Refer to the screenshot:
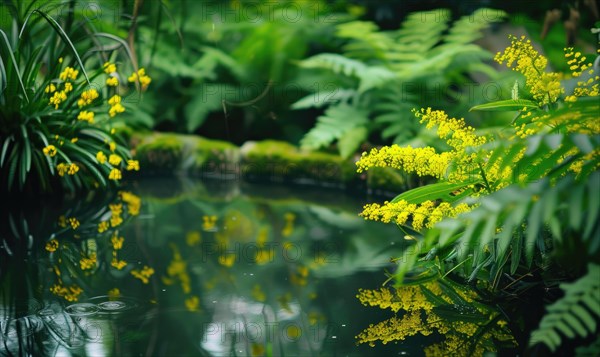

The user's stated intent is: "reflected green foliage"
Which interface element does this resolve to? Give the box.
[1,179,408,356]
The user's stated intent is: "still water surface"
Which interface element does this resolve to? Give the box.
[1,178,417,356]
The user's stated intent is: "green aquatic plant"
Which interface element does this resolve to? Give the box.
[355,35,600,354]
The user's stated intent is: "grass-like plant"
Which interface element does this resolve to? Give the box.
[0,3,149,194]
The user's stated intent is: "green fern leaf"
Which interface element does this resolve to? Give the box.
[300,103,369,152]
[529,264,600,352]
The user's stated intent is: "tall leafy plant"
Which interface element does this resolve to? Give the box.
[293,8,506,158]
[355,36,599,354]
[0,2,149,194]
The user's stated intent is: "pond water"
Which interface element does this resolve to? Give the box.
[1,178,424,356]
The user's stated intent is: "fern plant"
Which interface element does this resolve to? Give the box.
[293,8,506,158]
[529,264,600,352]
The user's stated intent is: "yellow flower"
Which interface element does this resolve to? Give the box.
[45,83,56,93]
[109,168,122,180]
[45,239,59,252]
[96,151,107,164]
[59,66,79,81]
[77,88,99,107]
[186,231,201,246]
[80,253,97,270]
[495,35,563,106]
[202,215,218,231]
[120,191,141,215]
[49,90,67,109]
[50,283,83,302]
[108,94,121,106]
[67,163,79,175]
[126,160,140,171]
[64,82,73,93]
[103,62,117,74]
[252,284,266,302]
[109,141,116,152]
[109,154,122,166]
[68,217,80,229]
[43,145,57,157]
[111,257,127,270]
[77,110,95,123]
[98,221,109,233]
[108,288,121,299]
[185,296,200,311]
[106,76,119,86]
[56,163,68,176]
[128,68,152,89]
[218,253,236,267]
[111,234,124,250]
[131,266,154,284]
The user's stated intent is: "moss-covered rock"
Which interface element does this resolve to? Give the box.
[240,140,356,187]
[131,133,409,193]
[133,132,239,176]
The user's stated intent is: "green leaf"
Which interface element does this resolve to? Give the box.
[338,126,367,159]
[391,182,476,204]
[469,99,539,112]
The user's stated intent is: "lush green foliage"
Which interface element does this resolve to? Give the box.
[293,8,506,158]
[0,1,147,193]
[355,36,599,354]
[133,0,351,142]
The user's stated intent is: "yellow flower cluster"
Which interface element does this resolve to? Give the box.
[103,62,117,74]
[111,232,124,250]
[111,251,127,270]
[59,67,79,81]
[131,265,154,284]
[282,212,296,237]
[109,154,122,166]
[45,239,59,252]
[494,35,563,106]
[202,215,218,231]
[186,231,202,246]
[98,221,109,233]
[356,280,514,354]
[357,145,452,178]
[162,245,192,293]
[96,151,107,164]
[49,90,67,109]
[50,283,83,302]
[128,68,152,89]
[79,253,97,270]
[120,191,141,215]
[77,110,95,123]
[415,108,487,151]
[564,48,600,102]
[109,168,122,180]
[43,145,57,157]
[56,162,79,176]
[185,296,200,311]
[110,203,123,227]
[108,94,125,117]
[127,159,140,171]
[360,200,471,231]
[77,88,99,107]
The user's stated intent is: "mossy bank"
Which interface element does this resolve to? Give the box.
[131,132,409,194]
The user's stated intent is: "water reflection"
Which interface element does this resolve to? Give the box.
[1,178,403,356]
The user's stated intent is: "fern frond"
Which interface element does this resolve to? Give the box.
[299,103,369,156]
[297,53,366,78]
[529,264,600,352]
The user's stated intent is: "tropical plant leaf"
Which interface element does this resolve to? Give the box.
[469,99,539,112]
[529,264,600,352]
[299,103,369,152]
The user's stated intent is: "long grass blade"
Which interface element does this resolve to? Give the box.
[20,10,91,84]
[0,29,29,102]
